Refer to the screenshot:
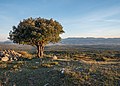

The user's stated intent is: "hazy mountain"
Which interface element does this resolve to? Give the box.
[60,37,120,45]
[0,40,13,44]
[0,38,120,45]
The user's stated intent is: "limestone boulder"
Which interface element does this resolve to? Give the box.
[1,57,9,61]
[52,55,58,60]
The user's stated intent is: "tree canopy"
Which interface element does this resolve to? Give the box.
[9,17,64,57]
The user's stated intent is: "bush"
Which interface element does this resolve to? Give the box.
[0,63,7,69]
[41,62,59,68]
[41,63,52,68]
[31,66,39,69]
[95,57,106,61]
[49,62,59,65]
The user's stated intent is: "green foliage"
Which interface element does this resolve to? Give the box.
[9,17,64,45]
[9,17,64,57]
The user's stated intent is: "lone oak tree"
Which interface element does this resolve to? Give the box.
[9,17,64,57]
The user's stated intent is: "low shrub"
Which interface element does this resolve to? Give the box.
[0,63,7,69]
[49,62,59,65]
[31,66,39,69]
[95,57,106,61]
[41,62,59,68]
[18,51,32,59]
[41,63,52,68]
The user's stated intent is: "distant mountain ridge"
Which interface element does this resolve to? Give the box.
[0,40,13,44]
[60,37,120,45]
[0,38,120,45]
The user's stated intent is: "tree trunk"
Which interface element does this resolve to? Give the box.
[37,45,44,58]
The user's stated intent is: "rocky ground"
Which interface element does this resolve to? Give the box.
[0,57,119,86]
[0,45,119,86]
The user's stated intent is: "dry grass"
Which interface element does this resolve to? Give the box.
[41,62,59,68]
[18,51,33,59]
[81,59,120,64]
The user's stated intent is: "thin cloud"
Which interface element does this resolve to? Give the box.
[0,34,8,41]
[61,6,120,38]
[62,6,120,24]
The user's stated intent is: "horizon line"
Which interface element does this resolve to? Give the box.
[0,37,120,42]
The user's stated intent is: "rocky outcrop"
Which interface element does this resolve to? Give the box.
[0,50,22,61]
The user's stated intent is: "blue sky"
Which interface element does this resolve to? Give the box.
[0,0,120,41]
